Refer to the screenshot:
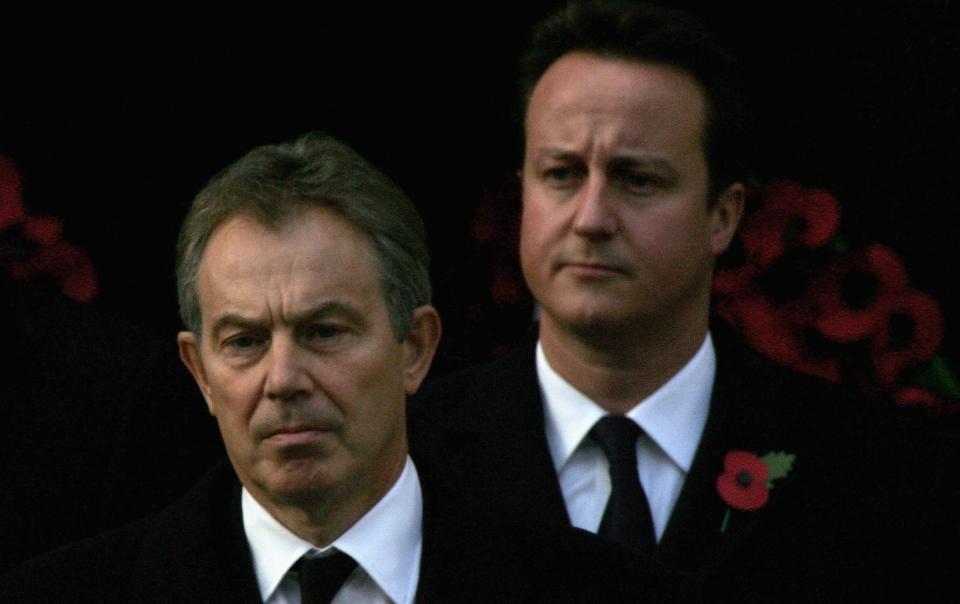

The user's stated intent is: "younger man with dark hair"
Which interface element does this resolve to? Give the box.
[412,2,956,600]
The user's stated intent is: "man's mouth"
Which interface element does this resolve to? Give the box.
[560,260,628,277]
[265,425,332,445]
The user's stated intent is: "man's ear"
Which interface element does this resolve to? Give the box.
[401,305,442,396]
[709,182,745,256]
[177,331,216,416]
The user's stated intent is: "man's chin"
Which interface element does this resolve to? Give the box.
[247,459,345,502]
[569,317,633,344]
[545,302,633,334]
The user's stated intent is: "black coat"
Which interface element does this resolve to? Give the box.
[409,323,959,602]
[0,453,698,603]
[0,279,223,574]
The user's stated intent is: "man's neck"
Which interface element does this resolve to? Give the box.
[538,314,709,415]
[249,448,408,548]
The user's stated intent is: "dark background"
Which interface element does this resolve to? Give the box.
[2,0,959,574]
[3,1,958,373]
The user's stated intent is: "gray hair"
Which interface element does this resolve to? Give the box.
[176,132,431,340]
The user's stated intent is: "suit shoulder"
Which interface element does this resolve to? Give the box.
[414,362,485,410]
[713,325,888,423]
[0,519,148,602]
[0,463,241,602]
[412,339,537,415]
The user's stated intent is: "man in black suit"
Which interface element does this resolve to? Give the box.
[1,133,694,603]
[411,1,957,600]
[0,276,222,575]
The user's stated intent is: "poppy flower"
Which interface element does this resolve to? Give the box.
[712,263,756,297]
[1,155,25,230]
[22,216,64,246]
[724,292,841,383]
[710,177,958,405]
[894,387,941,409]
[871,291,943,387]
[814,244,910,343]
[6,238,99,303]
[716,450,770,511]
[739,180,841,267]
[713,236,762,296]
[61,258,99,303]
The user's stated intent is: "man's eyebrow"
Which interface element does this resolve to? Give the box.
[609,156,678,176]
[210,314,261,337]
[534,148,587,163]
[289,301,365,326]
[536,148,677,171]
[208,302,365,337]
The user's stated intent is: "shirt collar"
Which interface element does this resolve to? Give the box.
[539,333,715,473]
[242,456,423,603]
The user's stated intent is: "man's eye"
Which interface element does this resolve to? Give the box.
[543,166,582,185]
[304,324,347,341]
[224,334,264,351]
[617,170,661,195]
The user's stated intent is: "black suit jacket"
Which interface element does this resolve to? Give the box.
[0,279,223,574]
[409,323,958,602]
[0,453,697,603]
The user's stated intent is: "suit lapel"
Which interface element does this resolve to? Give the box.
[125,463,262,603]
[413,450,536,603]
[657,325,804,573]
[447,335,570,526]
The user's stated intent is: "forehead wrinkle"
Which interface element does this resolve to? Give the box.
[197,207,383,338]
[534,141,677,174]
[530,105,681,162]
[207,293,366,340]
[527,55,706,165]
[267,272,364,329]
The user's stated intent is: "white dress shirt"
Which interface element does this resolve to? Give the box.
[539,333,715,540]
[242,456,423,604]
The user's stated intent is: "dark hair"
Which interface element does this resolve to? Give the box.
[519,0,753,199]
[176,132,431,340]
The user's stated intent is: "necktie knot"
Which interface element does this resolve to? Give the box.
[590,415,641,465]
[296,550,358,604]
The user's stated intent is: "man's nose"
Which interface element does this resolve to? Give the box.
[571,174,618,239]
[264,336,313,402]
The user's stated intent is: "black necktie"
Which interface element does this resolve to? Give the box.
[296,550,358,604]
[590,415,657,554]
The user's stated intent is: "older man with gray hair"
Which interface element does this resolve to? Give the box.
[1,132,691,603]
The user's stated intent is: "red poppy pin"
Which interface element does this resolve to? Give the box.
[716,450,796,532]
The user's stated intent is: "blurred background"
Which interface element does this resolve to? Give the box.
[3,2,958,372]
[2,0,958,569]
